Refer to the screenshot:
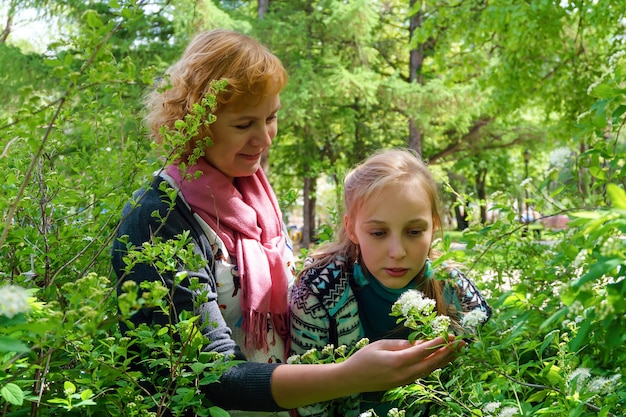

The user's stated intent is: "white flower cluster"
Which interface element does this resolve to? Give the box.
[548,147,573,170]
[482,402,501,414]
[608,49,625,68]
[483,402,519,417]
[391,290,450,338]
[321,344,334,356]
[387,408,405,417]
[567,367,591,390]
[355,337,370,349]
[358,408,405,417]
[392,290,436,330]
[586,75,606,96]
[567,367,621,394]
[497,406,519,417]
[431,315,451,334]
[0,285,31,318]
[300,348,319,364]
[461,309,489,328]
[586,375,621,394]
[600,235,624,258]
[576,109,591,123]
[571,250,588,269]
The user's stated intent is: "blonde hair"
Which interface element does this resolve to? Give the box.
[305,148,448,314]
[144,29,288,161]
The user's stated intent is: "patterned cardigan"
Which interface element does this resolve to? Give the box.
[289,256,492,417]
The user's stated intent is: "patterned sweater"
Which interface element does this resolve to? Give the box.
[289,256,492,417]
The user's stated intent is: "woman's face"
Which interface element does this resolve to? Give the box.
[346,182,435,289]
[204,94,280,181]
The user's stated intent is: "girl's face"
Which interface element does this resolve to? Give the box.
[346,182,435,289]
[204,94,280,181]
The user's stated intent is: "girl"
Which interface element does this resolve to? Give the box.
[290,148,492,416]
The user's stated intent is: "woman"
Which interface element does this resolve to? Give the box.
[111,29,463,416]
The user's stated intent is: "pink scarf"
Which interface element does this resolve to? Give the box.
[166,159,290,352]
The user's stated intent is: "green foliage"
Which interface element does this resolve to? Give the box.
[1,0,625,416]
[0,271,232,416]
[382,60,626,414]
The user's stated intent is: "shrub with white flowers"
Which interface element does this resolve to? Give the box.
[567,366,622,395]
[482,402,520,417]
[0,285,31,319]
[461,309,488,329]
[390,289,450,342]
[288,338,370,365]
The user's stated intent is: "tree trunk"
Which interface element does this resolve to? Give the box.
[454,201,470,231]
[409,119,422,157]
[302,176,317,249]
[1,14,13,43]
[258,0,270,19]
[408,1,424,155]
[476,166,487,224]
[300,0,316,248]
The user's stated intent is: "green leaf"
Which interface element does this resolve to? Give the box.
[83,10,103,29]
[607,183,626,209]
[543,364,564,385]
[80,389,93,401]
[589,83,615,99]
[1,383,24,405]
[208,406,231,417]
[612,104,626,121]
[47,398,70,405]
[538,330,558,357]
[75,399,97,407]
[64,381,76,395]
[442,233,451,251]
[0,314,28,326]
[588,165,606,180]
[527,389,549,403]
[0,336,30,353]
[190,362,209,374]
[539,308,568,332]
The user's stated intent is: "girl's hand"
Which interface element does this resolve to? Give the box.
[340,335,465,392]
[271,335,464,409]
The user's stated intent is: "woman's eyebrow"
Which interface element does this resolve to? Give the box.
[226,105,281,121]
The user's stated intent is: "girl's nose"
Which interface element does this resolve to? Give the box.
[388,237,407,259]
